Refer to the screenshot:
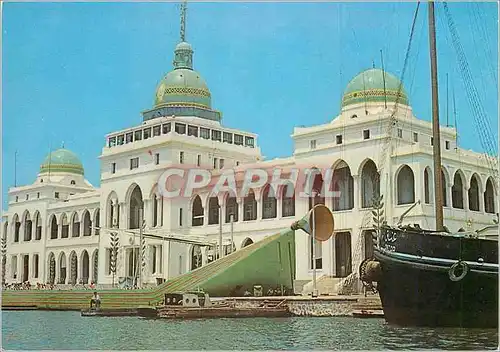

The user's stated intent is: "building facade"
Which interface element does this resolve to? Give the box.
[2,11,497,292]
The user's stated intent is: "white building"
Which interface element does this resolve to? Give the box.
[2,10,497,293]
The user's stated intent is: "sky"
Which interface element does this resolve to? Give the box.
[2,1,498,210]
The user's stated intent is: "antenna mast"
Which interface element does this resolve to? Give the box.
[180,0,187,42]
[428,1,444,231]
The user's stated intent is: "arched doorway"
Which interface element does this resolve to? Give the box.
[82,210,92,236]
[262,184,277,219]
[23,211,32,241]
[452,171,465,209]
[81,250,89,284]
[208,196,220,225]
[308,171,325,210]
[484,177,496,214]
[61,214,69,238]
[71,212,80,237]
[281,183,295,217]
[191,245,202,270]
[50,215,58,239]
[34,212,42,240]
[243,190,257,221]
[331,160,354,211]
[129,185,144,229]
[225,193,239,223]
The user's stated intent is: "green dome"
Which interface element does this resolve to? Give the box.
[342,68,409,108]
[154,68,211,108]
[40,148,84,175]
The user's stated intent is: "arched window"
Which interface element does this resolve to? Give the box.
[208,197,220,225]
[47,252,56,284]
[71,212,80,237]
[484,177,496,214]
[262,185,277,219]
[58,252,67,284]
[82,210,92,236]
[424,168,432,204]
[61,214,69,238]
[50,215,58,239]
[225,194,238,223]
[94,209,100,235]
[281,184,295,217]
[70,180,76,185]
[243,190,257,221]
[13,214,20,243]
[191,195,204,226]
[23,211,32,241]
[308,172,325,210]
[241,238,254,248]
[331,161,354,211]
[34,212,42,240]
[129,185,144,229]
[81,250,89,284]
[152,193,159,227]
[452,172,464,209]
[396,165,415,205]
[91,249,99,284]
[360,160,380,208]
[441,169,448,207]
[468,174,480,211]
[69,251,78,285]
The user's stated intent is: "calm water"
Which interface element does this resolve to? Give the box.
[2,311,498,350]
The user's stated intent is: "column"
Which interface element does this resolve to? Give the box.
[352,175,360,211]
[255,189,262,220]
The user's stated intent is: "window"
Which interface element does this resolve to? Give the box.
[397,128,403,138]
[162,123,171,134]
[153,125,161,137]
[336,135,343,145]
[130,157,139,170]
[179,208,183,227]
[363,130,370,140]
[351,114,358,119]
[108,136,116,147]
[15,196,18,202]
[134,130,142,141]
[111,163,116,174]
[219,159,225,169]
[37,192,40,199]
[234,134,244,145]
[117,135,124,145]
[26,194,29,200]
[223,132,233,144]
[187,125,198,137]
[200,128,210,139]
[126,132,133,144]
[413,132,418,142]
[54,192,59,199]
[179,151,184,164]
[70,180,76,185]
[445,141,450,150]
[155,153,160,165]
[213,157,218,169]
[431,137,434,146]
[197,155,201,167]
[310,140,317,149]
[175,123,186,135]
[212,130,222,141]
[40,179,43,183]
[236,161,240,166]
[143,127,151,139]
[245,136,254,147]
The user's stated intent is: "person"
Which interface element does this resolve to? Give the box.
[90,291,101,309]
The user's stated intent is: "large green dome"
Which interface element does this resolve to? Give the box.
[153,40,212,109]
[40,148,84,175]
[341,68,409,108]
[154,68,211,108]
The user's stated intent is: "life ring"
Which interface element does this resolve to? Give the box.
[448,261,469,282]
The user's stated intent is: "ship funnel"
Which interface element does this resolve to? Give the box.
[291,204,334,242]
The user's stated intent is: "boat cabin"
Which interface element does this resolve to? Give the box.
[164,292,211,307]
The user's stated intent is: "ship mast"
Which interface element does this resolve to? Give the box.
[428,1,444,231]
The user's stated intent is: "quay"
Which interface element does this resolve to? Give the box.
[2,294,382,317]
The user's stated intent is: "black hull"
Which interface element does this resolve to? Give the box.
[373,226,498,328]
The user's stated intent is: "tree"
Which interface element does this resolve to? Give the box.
[1,237,6,285]
[110,232,119,287]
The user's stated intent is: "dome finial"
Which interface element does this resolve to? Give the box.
[173,0,193,70]
[180,0,187,42]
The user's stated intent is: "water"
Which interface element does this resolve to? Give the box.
[2,311,498,350]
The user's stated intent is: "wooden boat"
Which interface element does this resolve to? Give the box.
[137,291,291,319]
[352,309,384,319]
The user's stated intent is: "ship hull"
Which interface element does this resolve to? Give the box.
[373,226,498,328]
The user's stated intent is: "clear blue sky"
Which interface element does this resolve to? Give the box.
[2,2,498,209]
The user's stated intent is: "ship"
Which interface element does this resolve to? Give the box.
[359,1,498,328]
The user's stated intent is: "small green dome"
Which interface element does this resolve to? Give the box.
[342,68,409,108]
[154,68,211,108]
[40,148,84,175]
